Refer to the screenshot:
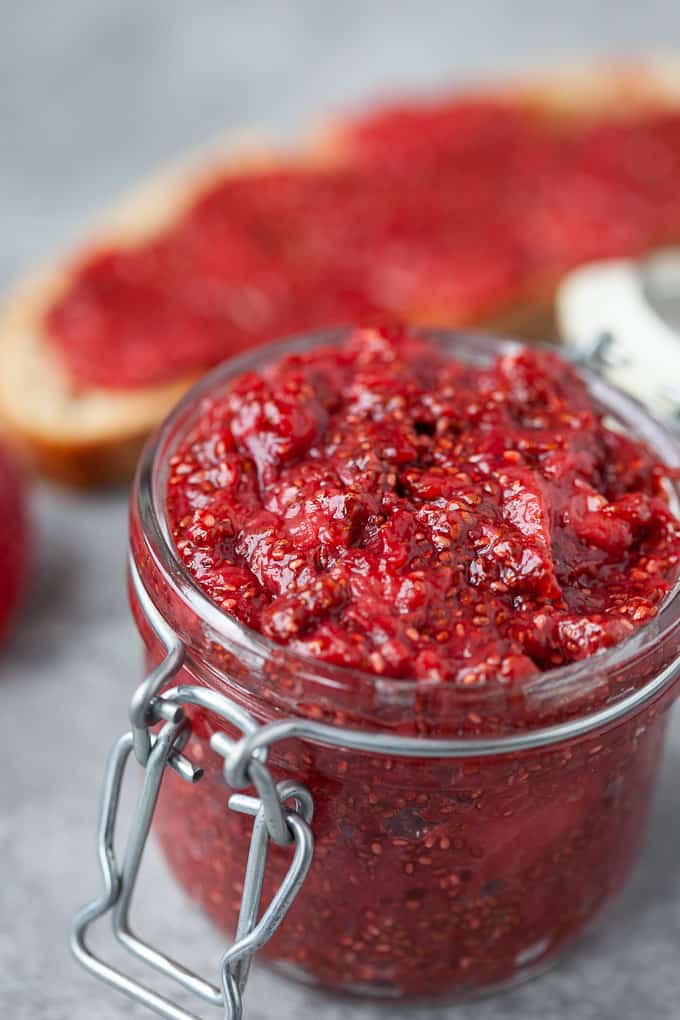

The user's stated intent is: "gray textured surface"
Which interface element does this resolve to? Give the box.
[1,3,680,1018]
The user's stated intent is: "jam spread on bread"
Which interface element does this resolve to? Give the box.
[46,100,680,387]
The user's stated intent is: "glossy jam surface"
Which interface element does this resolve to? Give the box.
[165,327,680,685]
[48,101,680,387]
[0,445,28,643]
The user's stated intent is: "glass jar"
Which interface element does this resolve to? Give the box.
[81,330,680,1016]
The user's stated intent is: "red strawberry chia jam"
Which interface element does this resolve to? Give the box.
[165,326,679,678]
[129,328,680,999]
[48,100,680,388]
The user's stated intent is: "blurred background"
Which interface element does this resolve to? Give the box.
[2,3,680,1019]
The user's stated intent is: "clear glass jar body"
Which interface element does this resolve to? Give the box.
[129,330,680,1001]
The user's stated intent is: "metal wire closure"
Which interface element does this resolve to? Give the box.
[70,665,315,1020]
[71,557,315,1020]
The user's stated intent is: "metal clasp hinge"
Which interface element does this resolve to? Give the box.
[70,648,314,1020]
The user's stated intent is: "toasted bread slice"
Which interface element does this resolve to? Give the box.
[3,60,680,486]
[0,139,312,486]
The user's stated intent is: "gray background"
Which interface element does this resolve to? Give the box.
[2,3,680,1018]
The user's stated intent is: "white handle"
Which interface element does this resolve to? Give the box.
[556,252,680,420]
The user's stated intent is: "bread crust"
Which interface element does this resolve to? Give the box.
[3,60,680,487]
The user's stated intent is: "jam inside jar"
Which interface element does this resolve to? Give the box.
[128,329,680,1002]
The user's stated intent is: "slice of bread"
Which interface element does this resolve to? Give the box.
[3,60,680,487]
[0,140,317,486]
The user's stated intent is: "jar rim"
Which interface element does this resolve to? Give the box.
[131,327,680,728]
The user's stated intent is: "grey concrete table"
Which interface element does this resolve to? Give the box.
[1,4,680,1018]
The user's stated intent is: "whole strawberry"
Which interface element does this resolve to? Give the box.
[0,444,28,641]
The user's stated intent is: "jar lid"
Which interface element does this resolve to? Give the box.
[557,250,680,424]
